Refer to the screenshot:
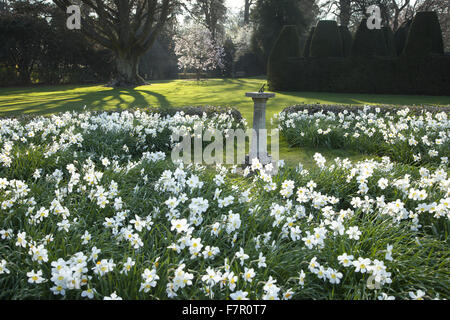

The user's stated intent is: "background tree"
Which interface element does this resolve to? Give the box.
[231,24,254,55]
[0,1,49,84]
[221,38,236,77]
[244,0,255,25]
[52,0,179,87]
[319,0,448,33]
[183,0,227,40]
[42,4,113,84]
[319,0,353,27]
[225,13,259,76]
[0,0,114,86]
[389,0,410,30]
[174,23,224,80]
[139,24,179,80]
[413,0,449,52]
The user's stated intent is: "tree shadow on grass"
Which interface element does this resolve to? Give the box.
[0,87,172,117]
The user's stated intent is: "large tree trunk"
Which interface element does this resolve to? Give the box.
[110,54,146,87]
[53,0,174,88]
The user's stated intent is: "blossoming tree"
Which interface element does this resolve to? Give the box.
[174,23,224,81]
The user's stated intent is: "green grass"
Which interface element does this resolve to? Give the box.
[1,77,449,167]
[2,78,450,120]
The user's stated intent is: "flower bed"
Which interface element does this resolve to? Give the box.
[276,105,450,166]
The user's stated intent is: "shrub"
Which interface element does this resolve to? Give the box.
[395,20,412,55]
[0,65,19,87]
[310,20,343,58]
[351,19,388,57]
[403,11,444,57]
[234,50,264,76]
[267,25,301,90]
[338,26,353,57]
[268,25,301,63]
[268,55,450,95]
[383,26,397,57]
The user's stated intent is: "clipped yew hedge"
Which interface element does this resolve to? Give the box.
[268,12,449,95]
[383,26,397,57]
[267,25,301,91]
[395,20,412,55]
[302,27,315,58]
[403,11,444,57]
[339,26,353,57]
[268,55,450,95]
[351,18,389,57]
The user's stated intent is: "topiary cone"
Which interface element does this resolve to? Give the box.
[382,26,397,57]
[403,11,444,57]
[267,25,301,90]
[310,20,343,58]
[351,18,388,57]
[394,20,412,56]
[268,25,301,63]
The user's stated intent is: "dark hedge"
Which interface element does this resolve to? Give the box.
[234,51,264,76]
[268,55,450,95]
[395,20,412,56]
[339,26,353,57]
[351,18,388,57]
[303,27,315,58]
[403,11,444,57]
[267,25,301,91]
[268,13,448,95]
[383,26,397,57]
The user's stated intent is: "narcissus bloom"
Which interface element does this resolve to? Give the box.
[104,291,122,300]
[230,290,249,300]
[0,260,10,274]
[81,288,96,299]
[27,270,45,284]
[338,253,354,267]
[353,257,371,273]
[243,267,256,283]
[171,219,189,234]
[409,290,426,300]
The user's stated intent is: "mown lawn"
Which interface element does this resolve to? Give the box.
[1,78,449,167]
